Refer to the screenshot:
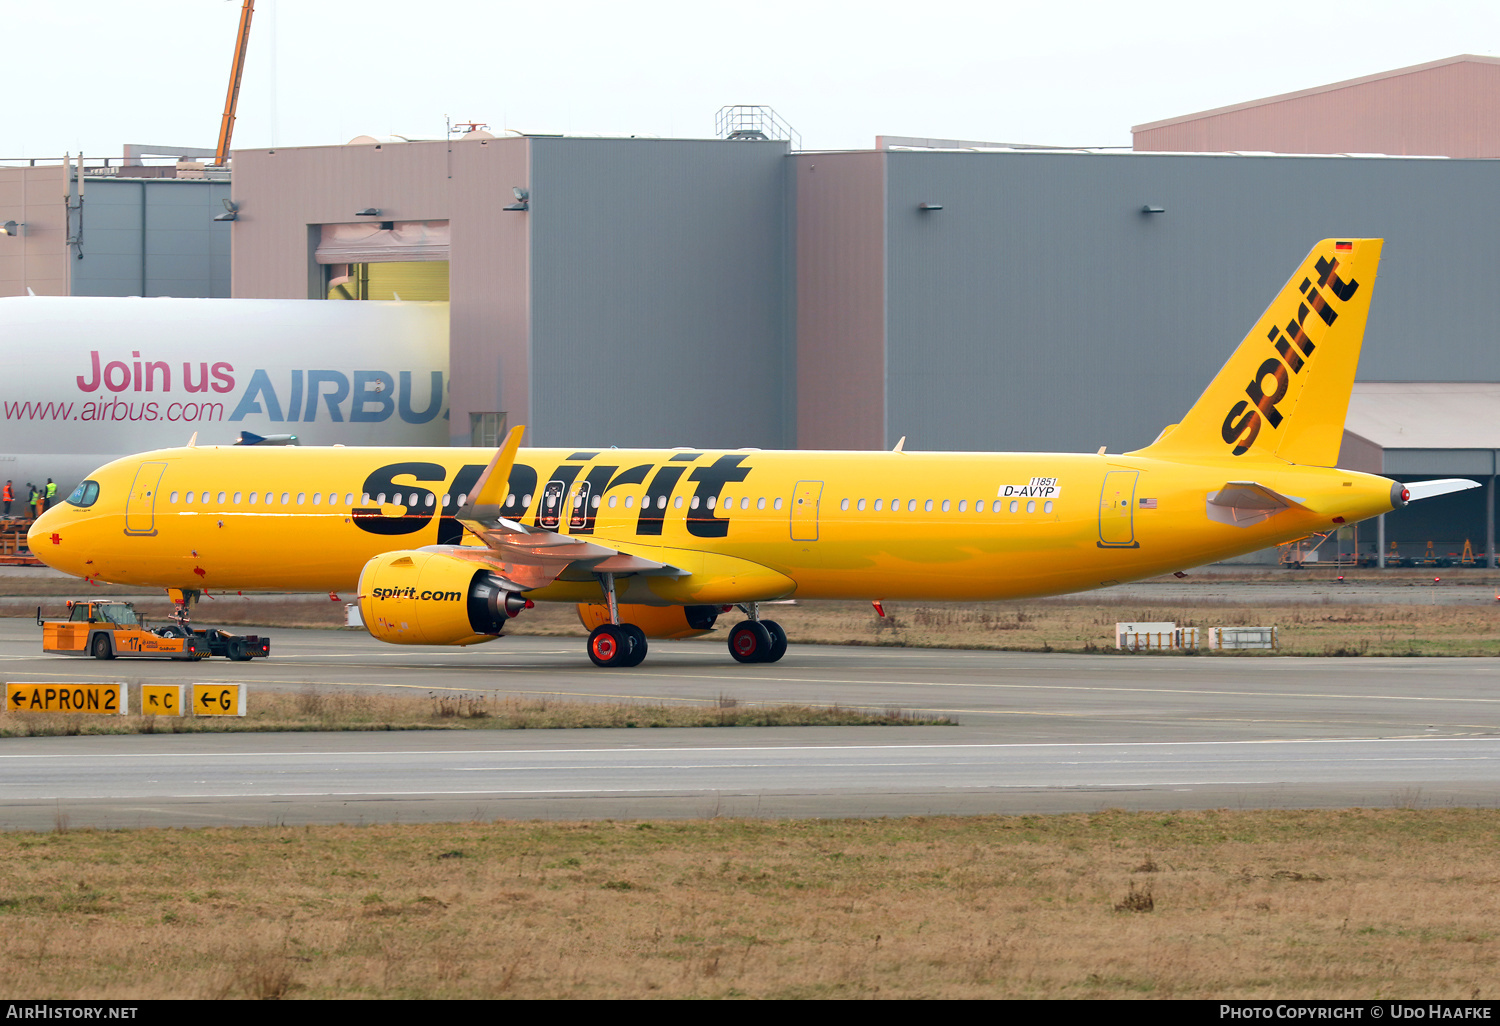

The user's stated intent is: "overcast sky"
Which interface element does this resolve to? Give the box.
[5,1,1499,158]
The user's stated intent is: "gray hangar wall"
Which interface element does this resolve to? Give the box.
[877,150,1500,455]
[73,179,232,298]
[526,138,793,450]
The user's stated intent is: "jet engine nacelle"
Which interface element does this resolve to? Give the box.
[359,550,526,645]
[576,603,721,640]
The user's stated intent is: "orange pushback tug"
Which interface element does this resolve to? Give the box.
[39,601,269,661]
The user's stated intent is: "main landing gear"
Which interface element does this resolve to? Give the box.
[586,573,648,668]
[727,604,787,664]
[582,577,788,668]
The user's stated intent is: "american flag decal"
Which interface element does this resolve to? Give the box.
[1139,498,1158,509]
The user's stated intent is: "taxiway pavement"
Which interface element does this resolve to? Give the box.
[1,621,1497,828]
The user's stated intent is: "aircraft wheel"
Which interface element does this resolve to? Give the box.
[620,625,648,667]
[728,620,773,664]
[587,624,630,668]
[226,638,251,662]
[91,634,113,660]
[761,620,788,663]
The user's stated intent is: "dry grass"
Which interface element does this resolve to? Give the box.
[0,689,952,737]
[506,597,1500,657]
[9,576,1500,655]
[2,809,1497,998]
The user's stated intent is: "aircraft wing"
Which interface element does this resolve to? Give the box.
[442,426,686,590]
[1205,481,1309,527]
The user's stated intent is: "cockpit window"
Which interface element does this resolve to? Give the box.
[66,480,100,508]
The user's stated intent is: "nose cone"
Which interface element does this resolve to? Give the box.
[27,505,78,575]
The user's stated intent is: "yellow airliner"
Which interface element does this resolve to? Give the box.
[29,239,1476,667]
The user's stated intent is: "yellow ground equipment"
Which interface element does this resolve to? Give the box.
[38,601,269,661]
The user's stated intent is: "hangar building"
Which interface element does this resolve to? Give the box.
[0,148,231,299]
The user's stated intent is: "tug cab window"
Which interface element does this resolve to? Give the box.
[66,481,100,508]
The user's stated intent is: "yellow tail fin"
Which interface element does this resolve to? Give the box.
[1132,238,1382,466]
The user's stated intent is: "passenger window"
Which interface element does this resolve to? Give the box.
[441,494,450,508]
[707,496,717,509]
[217,492,227,504]
[1044,500,1054,513]
[924,499,934,512]
[233,492,242,504]
[362,493,371,504]
[908,499,918,512]
[757,497,766,510]
[594,495,603,509]
[656,495,666,510]
[185,491,194,504]
[1009,500,1019,513]
[376,493,386,504]
[424,493,433,507]
[958,500,967,512]
[1026,500,1035,513]
[312,492,322,505]
[857,498,867,511]
[840,498,850,511]
[170,491,179,503]
[873,499,883,511]
[283,493,292,505]
[297,493,307,505]
[625,496,634,508]
[674,496,683,509]
[248,492,257,505]
[691,495,700,509]
[521,493,533,508]
[976,500,986,512]
[723,496,732,509]
[773,497,783,510]
[608,496,617,508]
[941,499,950,512]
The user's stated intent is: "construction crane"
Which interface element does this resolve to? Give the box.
[214,0,256,166]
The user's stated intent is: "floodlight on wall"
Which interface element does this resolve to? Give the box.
[355,207,381,217]
[1141,204,1166,214]
[917,202,943,212]
[213,199,239,223]
[0,221,25,236]
[504,187,529,212]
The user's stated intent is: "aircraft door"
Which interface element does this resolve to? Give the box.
[568,480,592,531]
[124,462,167,536]
[1097,470,1140,548]
[538,480,566,530]
[791,480,822,541]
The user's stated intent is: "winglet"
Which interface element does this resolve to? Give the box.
[458,425,526,520]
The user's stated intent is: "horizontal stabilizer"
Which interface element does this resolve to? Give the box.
[1206,481,1307,528]
[1404,479,1481,503]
